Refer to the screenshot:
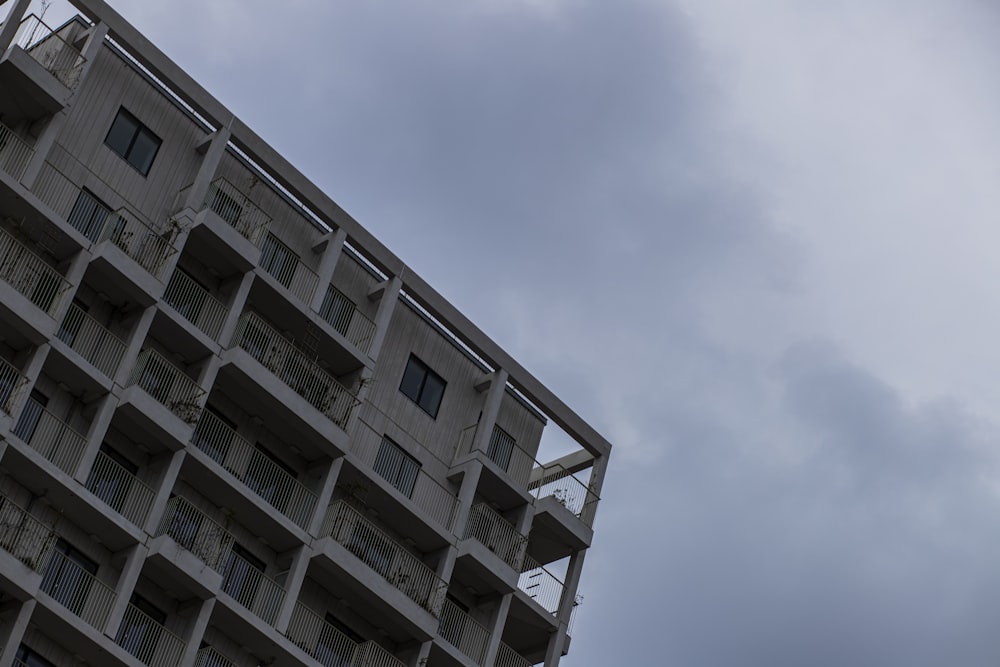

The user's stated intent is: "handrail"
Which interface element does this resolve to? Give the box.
[126,348,205,423]
[285,602,358,666]
[86,449,156,527]
[99,208,177,278]
[0,494,55,571]
[0,120,35,181]
[41,548,117,630]
[0,226,71,317]
[13,395,87,475]
[495,642,532,667]
[116,601,186,667]
[191,410,318,530]
[518,554,565,616]
[163,268,229,341]
[464,503,527,571]
[178,176,271,246]
[13,14,87,89]
[322,500,447,616]
[220,549,286,624]
[258,232,319,305]
[230,311,360,429]
[194,646,238,667]
[353,640,407,667]
[317,284,376,355]
[438,598,490,665]
[528,462,600,528]
[155,496,234,570]
[57,300,128,378]
[0,356,28,416]
[457,423,537,489]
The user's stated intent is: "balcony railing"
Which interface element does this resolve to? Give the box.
[179,177,271,246]
[0,120,35,181]
[86,449,155,527]
[163,268,229,341]
[318,284,376,355]
[0,226,70,317]
[353,640,407,667]
[192,410,317,530]
[41,548,116,630]
[13,396,87,475]
[322,501,446,616]
[230,311,359,429]
[126,349,205,423]
[518,554,565,616]
[155,496,234,571]
[285,603,406,667]
[12,15,86,89]
[116,601,186,667]
[529,463,600,528]
[220,548,286,625]
[258,232,318,305]
[57,301,128,378]
[464,503,527,571]
[352,422,458,531]
[98,209,176,278]
[194,647,238,667]
[0,494,55,571]
[457,424,536,490]
[0,356,28,416]
[495,642,532,667]
[438,598,490,665]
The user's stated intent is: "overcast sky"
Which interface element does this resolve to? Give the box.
[31,0,1000,664]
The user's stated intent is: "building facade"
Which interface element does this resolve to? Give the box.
[0,1,612,666]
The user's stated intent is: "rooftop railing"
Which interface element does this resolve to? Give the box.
[322,500,447,616]
[13,15,86,89]
[0,226,71,317]
[194,647,238,667]
[0,120,35,181]
[86,449,156,527]
[13,395,88,475]
[518,554,565,616]
[116,601,186,667]
[192,410,317,530]
[163,268,229,341]
[464,503,527,572]
[230,311,359,429]
[495,642,532,667]
[352,421,458,531]
[529,463,600,528]
[155,496,234,571]
[258,232,319,306]
[438,598,490,665]
[318,284,376,355]
[0,357,28,416]
[41,548,116,630]
[179,177,271,246]
[0,494,55,571]
[457,424,536,490]
[126,349,205,423]
[57,300,128,378]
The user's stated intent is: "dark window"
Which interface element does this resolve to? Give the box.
[87,443,138,515]
[318,287,356,338]
[117,593,166,664]
[16,645,57,667]
[373,437,420,498]
[41,538,98,616]
[399,355,446,418]
[13,389,48,444]
[317,613,362,667]
[67,189,110,242]
[259,233,297,289]
[105,108,161,176]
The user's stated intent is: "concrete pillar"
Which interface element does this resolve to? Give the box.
[50,247,92,324]
[408,639,432,667]
[112,304,156,386]
[178,597,215,665]
[483,594,513,667]
[308,456,344,537]
[542,549,588,667]
[72,391,118,483]
[104,542,149,636]
[309,227,347,313]
[274,543,313,633]
[9,343,49,420]
[65,22,108,99]
[364,275,402,363]
[470,369,508,458]
[0,598,35,666]
[0,0,31,53]
[142,448,186,535]
[181,126,232,214]
[218,271,255,347]
[451,461,482,542]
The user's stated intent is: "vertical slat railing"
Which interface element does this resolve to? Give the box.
[126,349,205,423]
[285,602,359,666]
[0,120,35,181]
[163,269,229,341]
[0,357,28,416]
[13,396,88,475]
[41,549,117,629]
[155,496,235,570]
[116,602,186,667]
[0,494,55,571]
[12,15,87,89]
[517,554,565,616]
[0,226,71,316]
[438,598,490,665]
[86,450,155,527]
[57,301,128,378]
[318,284,376,354]
[464,503,527,571]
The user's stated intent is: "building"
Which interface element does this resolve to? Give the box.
[0,1,612,665]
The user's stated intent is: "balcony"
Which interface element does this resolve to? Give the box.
[154,496,234,572]
[464,503,527,572]
[55,300,127,379]
[12,395,88,475]
[0,494,54,572]
[11,15,86,90]
[191,409,317,531]
[84,449,156,528]
[517,555,564,616]
[257,232,318,307]
[321,500,447,616]
[228,311,359,430]
[456,425,537,506]
[40,548,116,630]
[285,602,405,667]
[125,348,205,424]
[194,646,238,667]
[0,356,28,416]
[318,284,377,356]
[438,598,490,665]
[495,642,532,667]
[162,268,229,342]
[0,225,71,320]
[0,119,34,181]
[115,601,186,667]
[219,547,286,625]
[527,463,599,562]
[182,176,271,246]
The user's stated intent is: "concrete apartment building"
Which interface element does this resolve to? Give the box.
[0,1,612,666]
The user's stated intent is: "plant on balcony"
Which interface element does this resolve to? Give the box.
[168,398,203,424]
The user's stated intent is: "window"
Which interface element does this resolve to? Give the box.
[16,645,56,667]
[318,287,357,338]
[373,437,420,498]
[105,108,161,176]
[41,538,98,616]
[259,233,298,289]
[13,389,48,444]
[117,593,166,664]
[87,444,138,515]
[399,355,446,418]
[67,189,110,242]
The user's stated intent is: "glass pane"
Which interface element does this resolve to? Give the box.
[105,111,138,158]
[399,358,424,403]
[419,374,445,418]
[129,129,160,175]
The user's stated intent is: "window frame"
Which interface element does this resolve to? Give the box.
[104,107,162,176]
[399,355,446,418]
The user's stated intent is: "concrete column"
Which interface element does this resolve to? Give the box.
[0,0,31,53]
[9,343,49,419]
[470,369,508,458]
[65,22,108,99]
[309,227,347,312]
[182,126,232,214]
[218,271,255,346]
[483,594,513,667]
[112,305,156,386]
[104,542,149,636]
[0,598,35,666]
[51,247,92,324]
[582,453,609,526]
[307,456,344,536]
[274,543,313,633]
[364,275,402,363]
[72,391,118,482]
[408,639,432,667]
[142,448,186,535]
[178,598,215,666]
[542,549,588,667]
[196,354,222,397]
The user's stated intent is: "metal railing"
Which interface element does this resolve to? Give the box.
[438,598,490,665]
[0,226,71,317]
[116,601,186,667]
[353,640,406,667]
[98,209,176,278]
[192,410,317,530]
[194,646,238,667]
[220,548,286,625]
[155,496,234,571]
[126,348,205,423]
[518,554,564,616]
[13,15,87,89]
[529,463,600,528]
[495,642,532,667]
[0,120,35,181]
[259,232,318,305]
[13,396,88,475]
[457,424,536,489]
[0,494,55,571]
[230,311,359,429]
[57,300,127,378]
[318,284,376,355]
[179,177,271,246]
[86,449,155,527]
[352,422,458,531]
[286,602,359,667]
[464,503,527,571]
[0,356,28,416]
[163,268,229,341]
[41,548,116,629]
[322,501,447,616]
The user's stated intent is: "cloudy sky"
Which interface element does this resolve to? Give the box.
[30,0,1000,664]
